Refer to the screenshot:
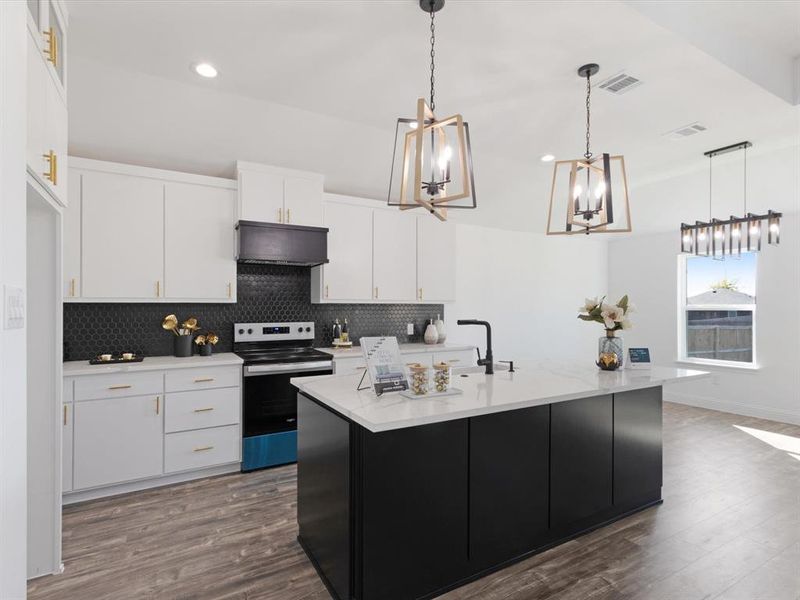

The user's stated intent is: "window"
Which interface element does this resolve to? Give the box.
[679,253,757,367]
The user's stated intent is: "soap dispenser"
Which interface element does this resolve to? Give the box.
[424,319,439,345]
[434,313,446,344]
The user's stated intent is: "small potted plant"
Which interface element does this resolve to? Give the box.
[578,296,634,370]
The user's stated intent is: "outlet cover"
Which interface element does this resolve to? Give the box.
[407,323,415,335]
[4,285,25,329]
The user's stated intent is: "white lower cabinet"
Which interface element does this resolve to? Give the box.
[165,425,240,474]
[73,394,164,490]
[66,359,242,499]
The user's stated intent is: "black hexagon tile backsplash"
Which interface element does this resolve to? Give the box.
[64,264,444,360]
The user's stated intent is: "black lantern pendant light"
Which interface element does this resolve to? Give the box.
[680,141,781,257]
[387,0,477,221]
[546,63,632,235]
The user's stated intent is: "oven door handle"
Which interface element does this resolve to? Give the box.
[244,361,333,376]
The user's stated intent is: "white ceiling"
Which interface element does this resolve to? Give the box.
[65,0,800,233]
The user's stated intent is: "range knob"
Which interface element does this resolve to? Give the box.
[306,327,311,332]
[238,328,244,335]
[298,327,303,333]
[247,328,253,335]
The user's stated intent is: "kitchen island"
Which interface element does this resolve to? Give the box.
[291,364,708,600]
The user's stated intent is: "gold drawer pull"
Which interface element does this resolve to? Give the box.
[108,384,132,390]
[194,377,215,383]
[193,446,214,452]
[355,366,367,371]
[193,407,214,413]
[447,359,461,363]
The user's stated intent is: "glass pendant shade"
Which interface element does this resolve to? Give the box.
[768,210,780,245]
[388,98,476,221]
[547,154,631,235]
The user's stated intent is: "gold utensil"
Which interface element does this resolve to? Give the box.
[182,317,199,332]
[206,332,219,345]
[162,314,179,336]
[194,335,206,346]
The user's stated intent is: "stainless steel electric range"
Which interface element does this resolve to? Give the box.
[234,322,333,472]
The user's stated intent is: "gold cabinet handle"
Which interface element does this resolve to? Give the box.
[193,446,214,452]
[156,281,161,297]
[419,287,423,301]
[447,359,461,363]
[193,407,214,413]
[43,27,57,67]
[194,377,214,383]
[324,284,329,299]
[286,208,291,223]
[70,278,76,297]
[278,207,282,223]
[43,150,57,184]
[374,286,379,299]
[63,404,68,426]
[155,396,160,415]
[227,282,232,299]
[108,384,132,390]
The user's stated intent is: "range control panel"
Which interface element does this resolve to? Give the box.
[234,322,315,343]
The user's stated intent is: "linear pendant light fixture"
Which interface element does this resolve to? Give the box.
[680,141,781,258]
[546,63,631,235]
[387,0,476,222]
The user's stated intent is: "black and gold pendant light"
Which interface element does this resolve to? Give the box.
[546,63,631,235]
[680,142,781,257]
[387,0,476,222]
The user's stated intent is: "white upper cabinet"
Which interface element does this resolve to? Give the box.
[284,177,324,227]
[417,217,456,303]
[311,195,458,304]
[26,0,68,206]
[165,182,237,301]
[81,171,165,299]
[373,210,417,302]
[315,199,374,301]
[238,169,284,224]
[63,172,81,298]
[68,159,238,303]
[237,162,323,227]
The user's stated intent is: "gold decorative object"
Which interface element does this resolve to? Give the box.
[194,335,206,346]
[162,314,179,336]
[206,332,219,345]
[182,317,199,332]
[597,352,620,371]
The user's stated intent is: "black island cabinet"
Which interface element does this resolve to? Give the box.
[296,386,663,600]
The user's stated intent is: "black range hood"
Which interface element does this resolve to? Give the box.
[236,220,329,267]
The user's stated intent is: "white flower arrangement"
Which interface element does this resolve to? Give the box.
[578,295,634,332]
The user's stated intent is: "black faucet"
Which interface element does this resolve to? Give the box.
[457,319,494,375]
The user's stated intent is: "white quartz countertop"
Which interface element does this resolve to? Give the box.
[292,362,709,433]
[316,343,476,359]
[63,353,243,377]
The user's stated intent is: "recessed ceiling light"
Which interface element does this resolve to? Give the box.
[193,62,218,78]
[540,154,555,162]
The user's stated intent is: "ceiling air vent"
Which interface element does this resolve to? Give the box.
[663,122,708,141]
[597,72,642,95]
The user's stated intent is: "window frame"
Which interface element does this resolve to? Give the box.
[677,254,759,370]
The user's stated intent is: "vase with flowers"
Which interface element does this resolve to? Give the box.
[577,295,634,370]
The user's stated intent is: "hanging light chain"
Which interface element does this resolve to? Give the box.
[429,3,436,112]
[743,144,747,214]
[584,72,592,159]
[709,155,713,220]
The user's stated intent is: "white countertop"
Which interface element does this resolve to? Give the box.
[292,362,709,433]
[316,343,476,359]
[63,353,243,377]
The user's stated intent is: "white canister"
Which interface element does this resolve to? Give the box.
[424,320,439,345]
[434,314,446,344]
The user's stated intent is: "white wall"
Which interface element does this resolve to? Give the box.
[0,1,28,597]
[445,224,608,365]
[609,145,800,425]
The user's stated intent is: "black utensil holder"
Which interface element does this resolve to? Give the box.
[174,335,192,357]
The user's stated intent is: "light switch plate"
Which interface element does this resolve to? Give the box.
[4,285,25,329]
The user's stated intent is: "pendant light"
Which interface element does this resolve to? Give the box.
[546,63,631,235]
[387,0,476,221]
[680,142,781,257]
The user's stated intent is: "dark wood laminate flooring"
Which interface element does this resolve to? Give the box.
[28,403,800,600]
